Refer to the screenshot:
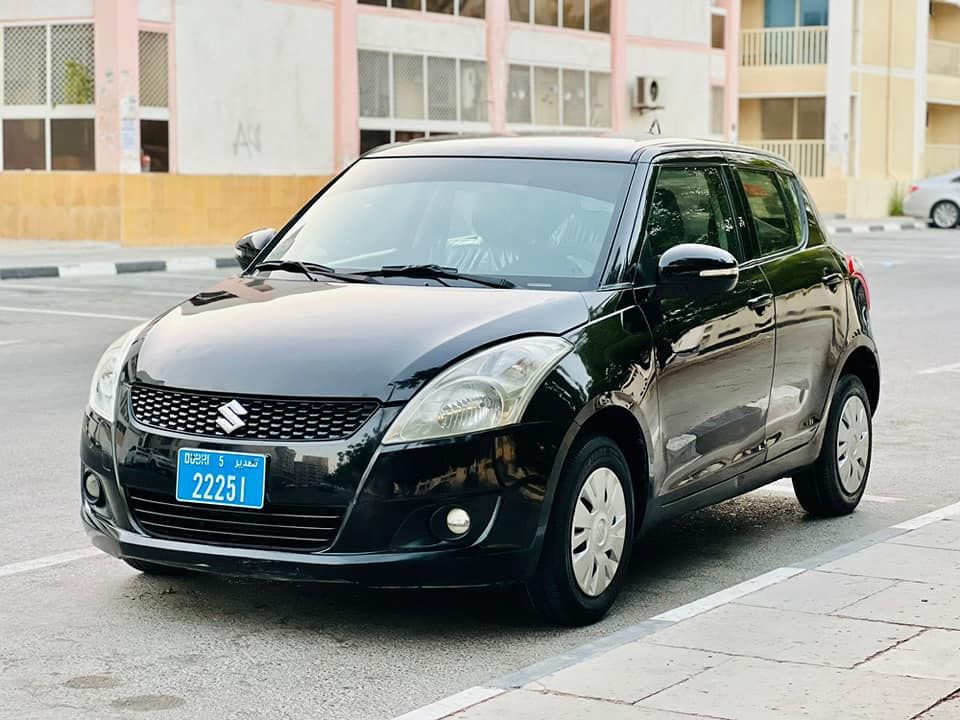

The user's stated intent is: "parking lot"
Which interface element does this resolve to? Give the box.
[1,228,959,720]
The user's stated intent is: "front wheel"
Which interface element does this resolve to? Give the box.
[792,374,872,517]
[526,435,635,626]
[931,200,959,229]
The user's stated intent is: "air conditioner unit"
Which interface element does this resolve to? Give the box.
[633,76,664,111]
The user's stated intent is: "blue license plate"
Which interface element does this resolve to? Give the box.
[176,448,266,509]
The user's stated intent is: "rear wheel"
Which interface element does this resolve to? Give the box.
[123,559,187,576]
[931,200,959,229]
[526,435,635,626]
[792,374,872,517]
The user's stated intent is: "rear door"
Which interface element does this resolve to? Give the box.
[637,162,775,501]
[731,164,847,460]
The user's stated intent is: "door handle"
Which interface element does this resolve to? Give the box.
[747,293,773,313]
[822,272,843,290]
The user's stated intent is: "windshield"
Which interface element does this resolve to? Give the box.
[262,156,634,290]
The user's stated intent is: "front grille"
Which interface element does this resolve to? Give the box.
[129,385,378,442]
[126,487,345,552]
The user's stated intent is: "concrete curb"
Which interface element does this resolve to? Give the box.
[0,255,236,281]
[393,499,960,720]
[829,219,928,234]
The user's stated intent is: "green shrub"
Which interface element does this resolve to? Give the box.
[888,183,904,217]
[63,61,94,105]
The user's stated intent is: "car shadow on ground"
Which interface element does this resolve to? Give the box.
[113,491,822,641]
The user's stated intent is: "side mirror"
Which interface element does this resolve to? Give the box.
[234,228,276,270]
[657,243,739,298]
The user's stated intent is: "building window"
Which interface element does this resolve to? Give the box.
[764,0,828,27]
[358,0,485,18]
[710,86,725,136]
[760,97,825,139]
[507,64,610,128]
[359,50,488,147]
[711,10,725,49]
[511,0,610,32]
[0,23,95,171]
[138,30,170,172]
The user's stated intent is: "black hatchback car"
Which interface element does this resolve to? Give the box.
[82,136,878,625]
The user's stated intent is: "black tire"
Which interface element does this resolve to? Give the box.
[123,558,187,576]
[792,375,872,517]
[526,435,635,626]
[931,200,960,229]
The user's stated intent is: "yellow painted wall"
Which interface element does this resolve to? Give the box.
[739,65,827,96]
[927,73,960,103]
[0,173,331,245]
[854,72,917,180]
[741,0,763,29]
[861,0,919,70]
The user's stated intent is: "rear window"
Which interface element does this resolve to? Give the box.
[736,169,798,256]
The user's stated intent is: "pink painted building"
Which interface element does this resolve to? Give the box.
[0,0,740,176]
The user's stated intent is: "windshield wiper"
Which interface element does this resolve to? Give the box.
[359,264,515,289]
[252,259,378,284]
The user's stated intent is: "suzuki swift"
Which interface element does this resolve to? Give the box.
[81,136,879,626]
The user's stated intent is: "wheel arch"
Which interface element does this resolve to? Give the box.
[839,345,880,415]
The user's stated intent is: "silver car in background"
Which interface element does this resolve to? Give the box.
[904,171,960,228]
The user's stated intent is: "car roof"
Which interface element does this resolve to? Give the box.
[363,134,790,167]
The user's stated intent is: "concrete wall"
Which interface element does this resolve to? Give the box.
[173,0,335,175]
[624,45,714,137]
[0,173,330,244]
[627,0,710,43]
[0,0,92,19]
[927,103,960,145]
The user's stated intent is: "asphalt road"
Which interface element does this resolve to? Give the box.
[1,229,958,720]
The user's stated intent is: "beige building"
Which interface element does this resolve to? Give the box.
[738,0,960,217]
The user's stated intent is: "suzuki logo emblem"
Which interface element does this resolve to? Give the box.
[216,400,248,434]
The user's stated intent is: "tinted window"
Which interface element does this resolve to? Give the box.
[644,166,742,261]
[778,172,806,245]
[264,157,633,290]
[736,168,797,256]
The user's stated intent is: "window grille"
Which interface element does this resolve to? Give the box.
[139,31,169,108]
[3,25,47,105]
[393,54,425,119]
[507,65,531,124]
[460,60,487,122]
[427,57,457,121]
[359,50,390,118]
[51,23,94,105]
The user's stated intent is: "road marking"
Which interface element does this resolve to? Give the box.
[59,262,118,278]
[893,500,960,530]
[0,338,23,347]
[652,566,804,623]
[393,687,506,720]
[0,548,101,578]
[0,282,188,298]
[759,479,903,504]
[918,362,960,375]
[0,305,148,321]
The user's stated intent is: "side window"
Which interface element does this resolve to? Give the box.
[644,166,743,261]
[736,168,798,256]
[778,173,806,245]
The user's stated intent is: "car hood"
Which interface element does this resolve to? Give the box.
[132,277,589,402]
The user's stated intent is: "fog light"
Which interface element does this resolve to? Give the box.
[83,473,103,504]
[446,507,471,536]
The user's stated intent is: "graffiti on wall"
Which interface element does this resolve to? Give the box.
[233,122,262,157]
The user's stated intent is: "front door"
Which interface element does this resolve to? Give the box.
[637,164,776,501]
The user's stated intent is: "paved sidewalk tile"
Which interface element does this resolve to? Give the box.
[526,643,728,704]
[735,569,895,615]
[888,519,960,552]
[838,581,960,629]
[637,656,958,720]
[861,629,960,682]
[643,603,918,668]
[452,689,710,720]
[819,543,960,586]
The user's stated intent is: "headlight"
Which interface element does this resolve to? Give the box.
[88,323,146,423]
[382,336,572,444]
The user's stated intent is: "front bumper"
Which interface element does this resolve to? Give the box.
[80,389,570,586]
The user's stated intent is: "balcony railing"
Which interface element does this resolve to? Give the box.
[928,40,960,77]
[740,27,828,66]
[926,144,960,176]
[741,140,826,177]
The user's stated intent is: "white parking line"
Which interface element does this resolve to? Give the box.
[393,688,506,720]
[918,362,960,375]
[0,282,188,298]
[0,306,148,321]
[759,479,904,504]
[0,548,102,578]
[0,339,23,347]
